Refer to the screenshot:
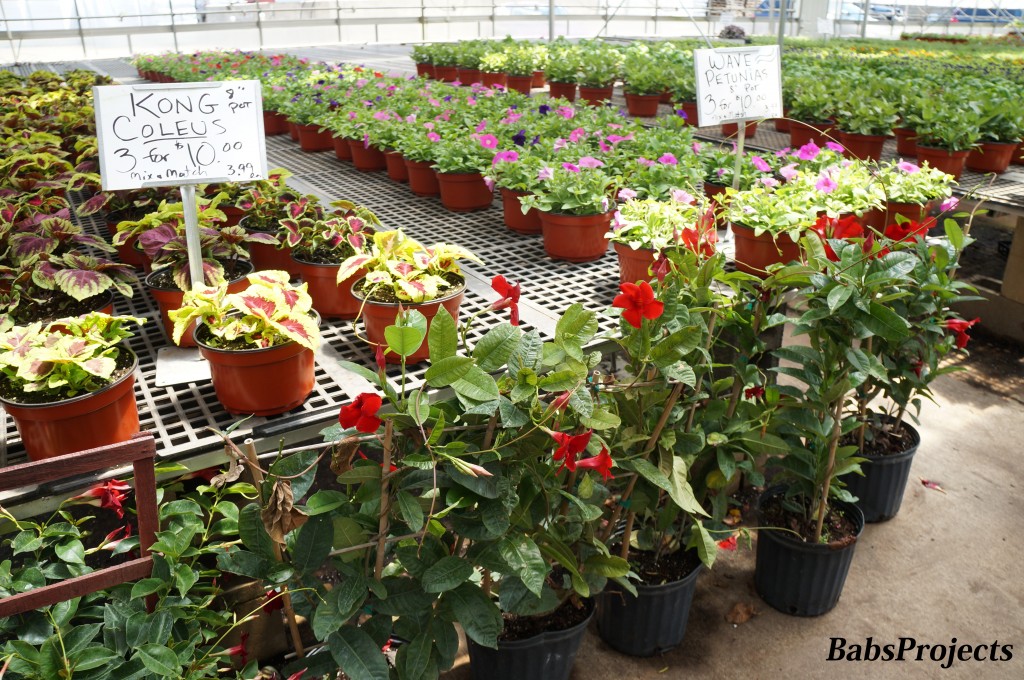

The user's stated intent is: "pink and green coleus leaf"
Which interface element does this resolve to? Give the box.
[52,269,113,301]
[269,314,320,351]
[336,254,374,284]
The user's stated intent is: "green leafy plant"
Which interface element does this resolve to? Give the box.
[520,162,617,216]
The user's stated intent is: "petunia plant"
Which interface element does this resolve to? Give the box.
[519,161,618,216]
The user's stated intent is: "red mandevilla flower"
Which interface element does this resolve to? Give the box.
[70,479,132,519]
[263,589,285,614]
[810,214,864,261]
[679,207,718,258]
[944,317,980,349]
[339,393,383,433]
[551,430,593,473]
[225,632,249,665]
[575,446,614,480]
[550,391,572,411]
[612,281,664,328]
[717,535,738,551]
[490,275,521,326]
[744,386,765,400]
[884,218,934,243]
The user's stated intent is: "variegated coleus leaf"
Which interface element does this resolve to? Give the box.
[336,254,374,285]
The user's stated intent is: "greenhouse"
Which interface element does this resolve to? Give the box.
[1,2,1022,678]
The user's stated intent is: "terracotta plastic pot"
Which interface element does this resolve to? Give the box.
[548,81,576,102]
[433,65,458,82]
[614,243,656,284]
[915,146,970,180]
[1,349,139,461]
[436,172,494,212]
[677,101,699,127]
[885,200,933,227]
[146,263,251,347]
[263,110,288,136]
[287,121,300,142]
[384,150,409,182]
[789,119,834,149]
[297,124,333,152]
[457,68,482,84]
[579,85,614,107]
[731,223,802,278]
[481,72,507,88]
[659,90,672,105]
[506,75,533,95]
[111,231,146,268]
[415,62,435,78]
[328,136,352,162]
[197,329,317,416]
[966,141,1017,174]
[838,131,888,162]
[405,159,440,197]
[722,120,759,138]
[348,140,387,172]
[293,257,363,320]
[500,188,541,234]
[624,93,661,117]
[774,116,791,132]
[539,211,613,263]
[241,216,299,277]
[893,127,917,157]
[355,284,464,364]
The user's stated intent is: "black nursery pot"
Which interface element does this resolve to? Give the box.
[844,422,920,523]
[596,563,703,657]
[467,605,593,680]
[754,489,864,617]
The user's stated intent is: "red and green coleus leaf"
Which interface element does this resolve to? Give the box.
[336,254,374,285]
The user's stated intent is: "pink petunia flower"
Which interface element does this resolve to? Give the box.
[779,163,799,181]
[579,156,604,169]
[670,188,694,204]
[751,155,772,172]
[816,174,838,193]
[658,153,678,165]
[796,142,821,161]
[825,141,845,153]
[477,134,499,149]
[617,188,637,201]
[537,166,554,181]
[562,162,581,173]
[897,160,920,174]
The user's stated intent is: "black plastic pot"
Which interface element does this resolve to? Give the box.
[596,562,703,657]
[754,490,864,617]
[844,422,920,523]
[467,604,592,680]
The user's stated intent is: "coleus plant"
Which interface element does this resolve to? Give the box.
[0,312,143,401]
[283,209,380,263]
[169,270,320,350]
[336,229,481,304]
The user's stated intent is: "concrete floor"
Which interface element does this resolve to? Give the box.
[440,361,1024,679]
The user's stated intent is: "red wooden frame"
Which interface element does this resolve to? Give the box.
[0,432,158,618]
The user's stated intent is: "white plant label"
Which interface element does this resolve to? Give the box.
[693,46,783,126]
[93,80,268,191]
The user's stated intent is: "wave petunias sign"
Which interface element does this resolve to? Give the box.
[93,81,268,191]
[693,46,783,126]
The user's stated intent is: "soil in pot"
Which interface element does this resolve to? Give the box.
[8,290,115,327]
[841,420,920,523]
[0,348,140,461]
[755,491,864,617]
[196,324,316,416]
[597,548,702,657]
[468,599,593,680]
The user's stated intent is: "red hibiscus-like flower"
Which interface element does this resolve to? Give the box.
[651,253,671,283]
[549,391,572,412]
[613,281,664,328]
[490,275,521,326]
[262,589,285,614]
[70,479,132,519]
[226,632,249,665]
[679,207,718,257]
[884,218,934,243]
[575,446,614,480]
[810,214,864,261]
[744,386,765,400]
[944,317,980,349]
[717,535,738,551]
[551,430,593,473]
[339,393,383,433]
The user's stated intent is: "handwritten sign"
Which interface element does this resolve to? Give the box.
[693,46,783,126]
[93,81,267,191]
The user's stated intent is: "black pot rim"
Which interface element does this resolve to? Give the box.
[350,277,466,307]
[486,600,594,650]
[0,347,138,410]
[856,418,921,463]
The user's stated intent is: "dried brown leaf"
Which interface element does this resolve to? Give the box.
[261,479,308,544]
[725,601,758,625]
[210,456,244,488]
[330,436,362,476]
